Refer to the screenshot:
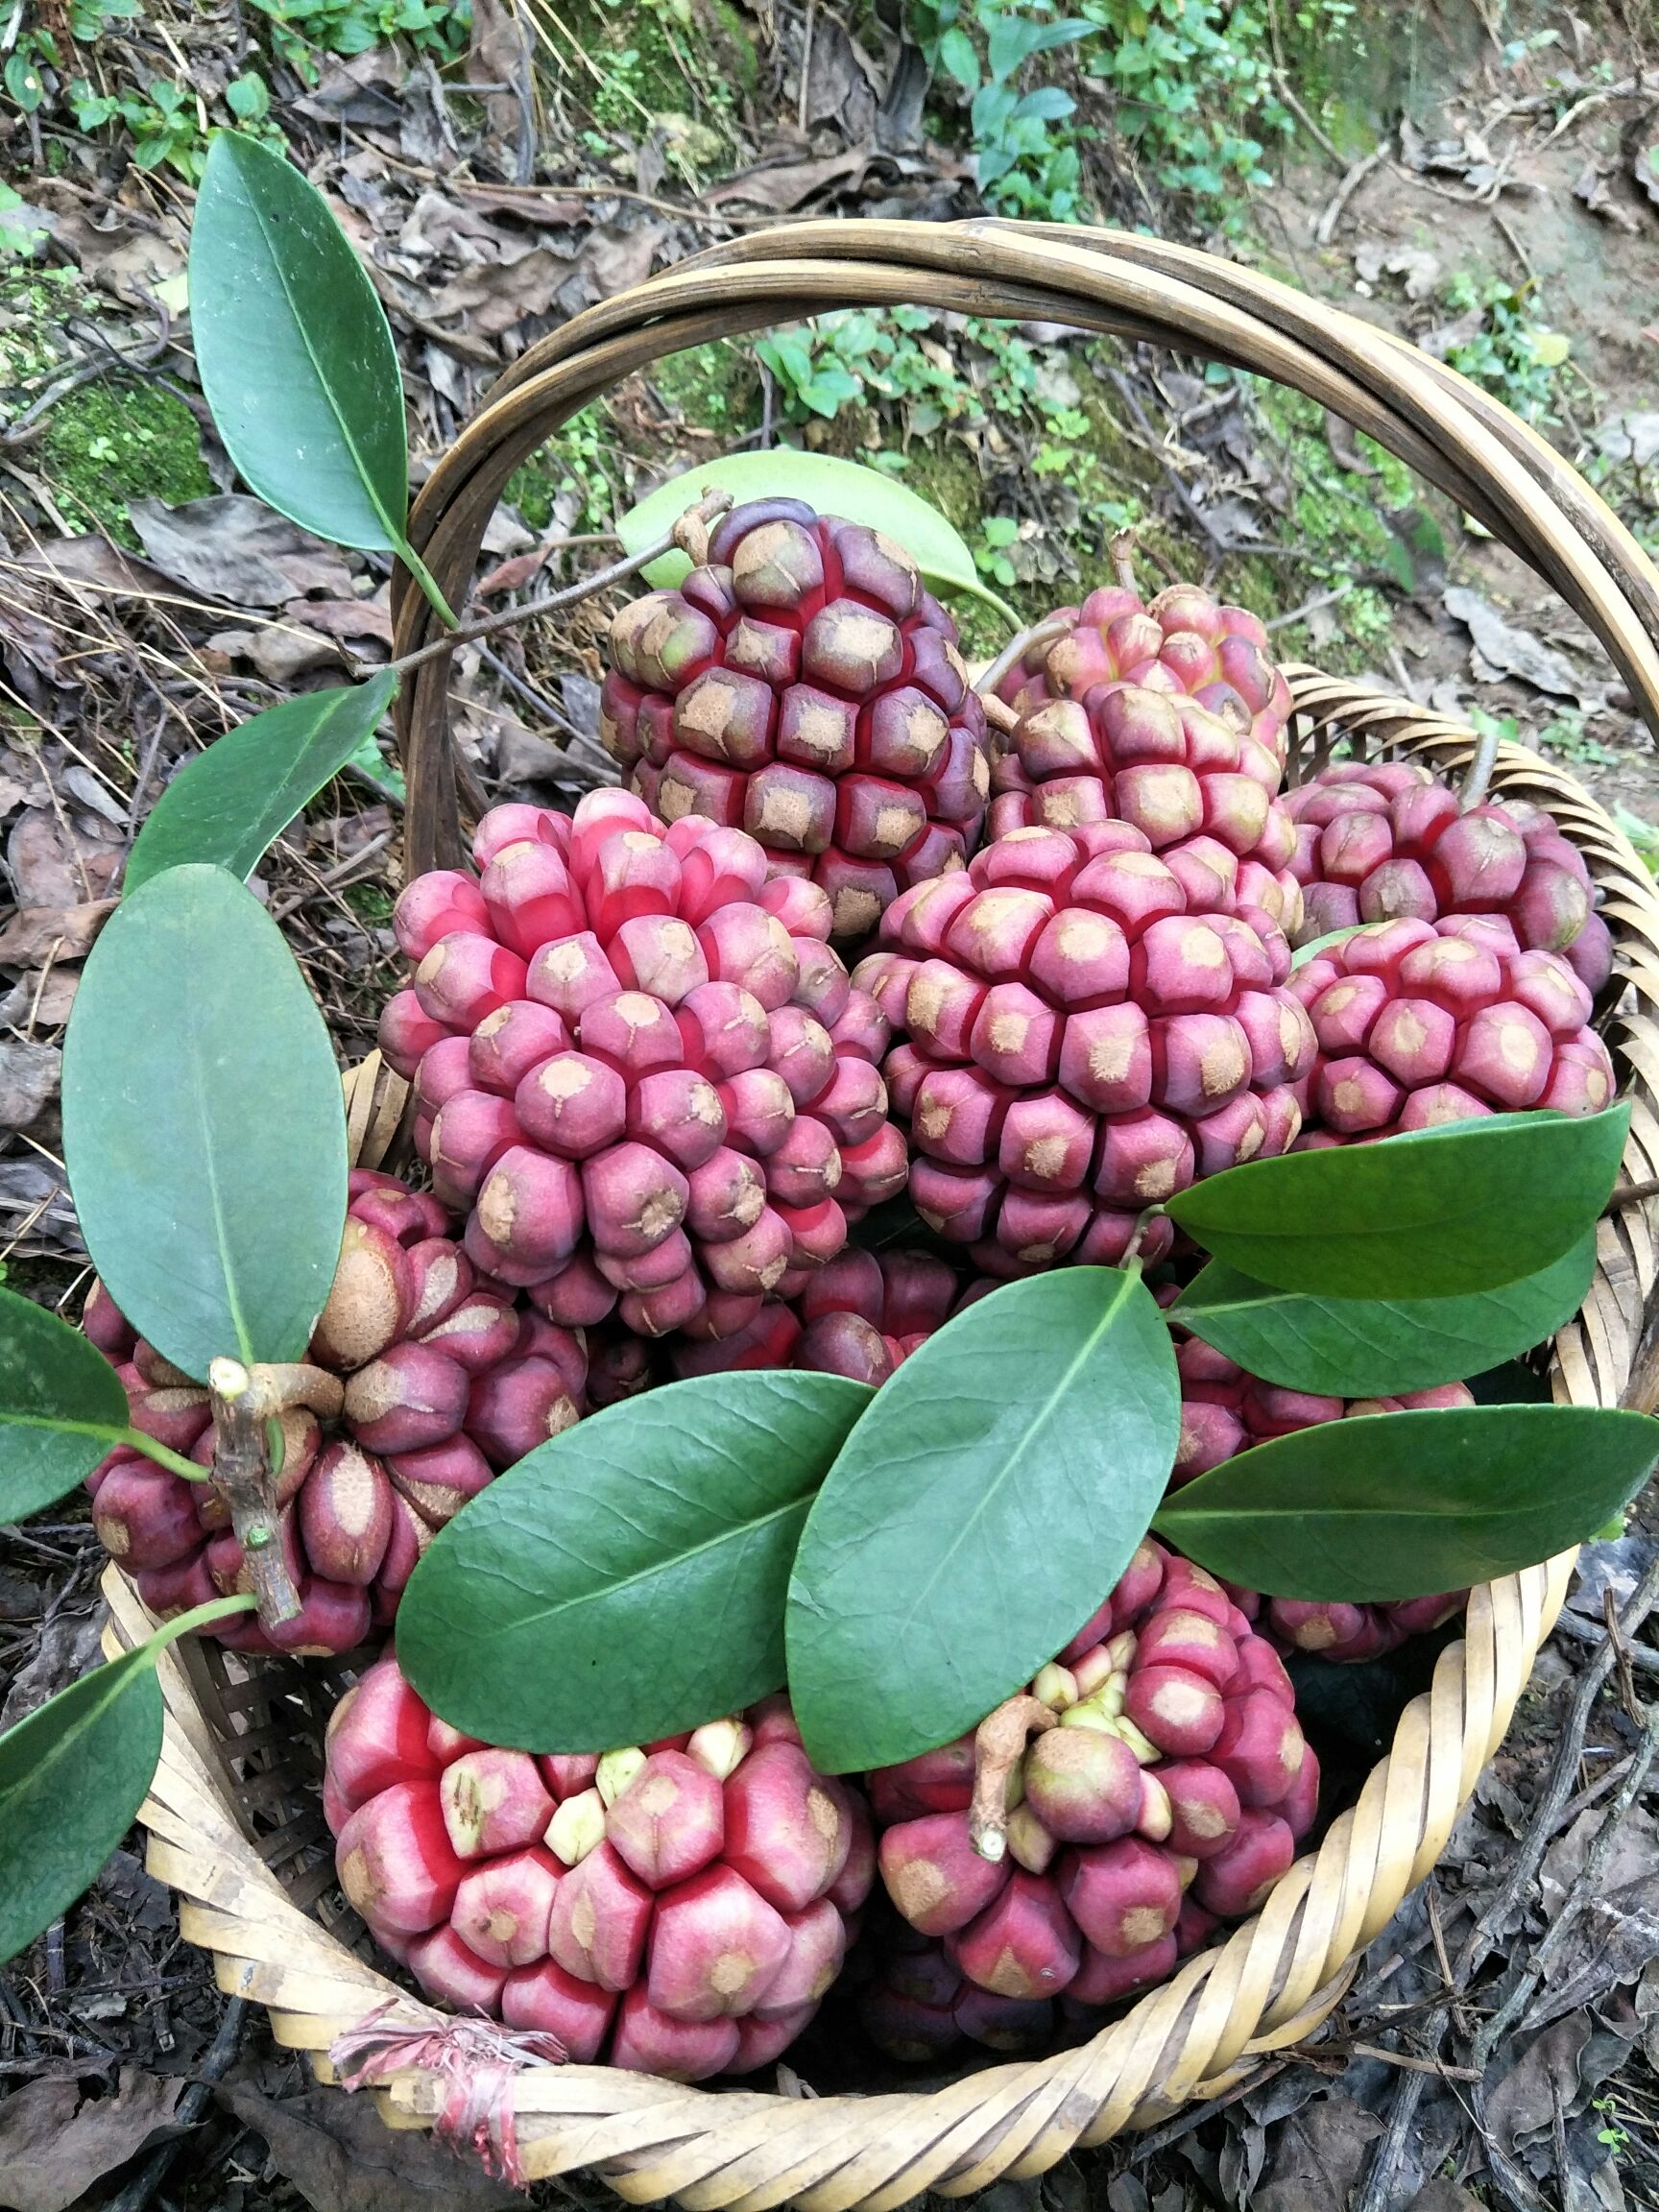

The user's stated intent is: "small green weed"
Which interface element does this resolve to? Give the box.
[1438,274,1572,426]
[1594,2096,1630,2157]
[247,0,471,76]
[916,0,1091,218]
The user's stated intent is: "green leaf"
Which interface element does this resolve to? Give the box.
[1166,1106,1629,1299]
[617,450,1020,626]
[0,1597,250,1964]
[397,1373,867,1753]
[61,865,348,1382]
[1170,1234,1596,1398]
[0,1288,135,1523]
[1156,1405,1658,1599]
[787,1268,1179,1774]
[938,23,980,86]
[190,134,449,617]
[126,674,397,893]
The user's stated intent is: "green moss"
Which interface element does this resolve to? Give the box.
[651,340,758,436]
[41,378,212,545]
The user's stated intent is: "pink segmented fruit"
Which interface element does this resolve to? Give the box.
[379,789,911,1343]
[1289,914,1615,1140]
[866,1539,1319,2036]
[325,1651,873,2080]
[855,822,1316,1276]
[84,1172,584,1656]
[598,498,992,944]
[991,580,1302,939]
[1285,758,1613,994]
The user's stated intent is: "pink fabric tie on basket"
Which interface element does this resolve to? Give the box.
[330,2002,566,2187]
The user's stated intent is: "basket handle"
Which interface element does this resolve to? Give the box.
[391,218,1659,875]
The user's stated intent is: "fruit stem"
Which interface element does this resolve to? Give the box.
[1109,529,1140,597]
[1118,1206,1165,1270]
[204,1357,340,1630]
[980,692,1019,738]
[123,1431,210,1483]
[360,491,734,685]
[974,615,1071,707]
[968,1693,1057,1863]
[1460,722,1500,810]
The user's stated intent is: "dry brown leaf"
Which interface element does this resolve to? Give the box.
[16,537,177,606]
[579,222,666,301]
[0,2069,183,2212]
[129,498,354,608]
[468,0,535,161]
[283,596,395,647]
[205,626,347,686]
[0,1039,60,1129]
[0,901,116,966]
[429,247,574,336]
[7,808,121,911]
[704,148,870,209]
[217,2083,521,2212]
[1256,2094,1384,2212]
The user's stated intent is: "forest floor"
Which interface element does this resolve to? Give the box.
[3,1,1659,2207]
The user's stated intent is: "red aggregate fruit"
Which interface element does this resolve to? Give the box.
[84,1172,583,1654]
[1289,915,1616,1140]
[869,1540,1330,2026]
[1172,1333,1473,1659]
[381,790,908,1337]
[325,1653,867,2079]
[598,497,993,942]
[1285,757,1614,992]
[856,823,1315,1273]
[991,577,1302,937]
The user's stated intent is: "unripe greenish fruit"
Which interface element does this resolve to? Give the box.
[686,1718,753,1781]
[596,1747,648,1807]
[545,1787,607,1866]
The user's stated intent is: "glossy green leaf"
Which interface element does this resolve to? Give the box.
[61,865,348,1382]
[192,132,404,548]
[0,1288,135,1523]
[397,1373,868,1753]
[1170,1234,1595,1398]
[126,673,397,893]
[190,134,449,618]
[1166,1106,1629,1299]
[0,1596,250,1964]
[618,448,1018,621]
[1156,1405,1658,1599]
[787,1268,1179,1774]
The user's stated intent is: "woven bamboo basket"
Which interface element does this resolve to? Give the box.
[103,222,1659,2204]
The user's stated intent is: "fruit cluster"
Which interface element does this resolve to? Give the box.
[599,500,992,942]
[854,824,1316,1274]
[673,1246,984,1386]
[378,791,906,1341]
[1286,759,1614,991]
[84,1170,584,1653]
[991,582,1302,940]
[1289,914,1615,1137]
[866,1543,1317,2039]
[325,1654,873,2080]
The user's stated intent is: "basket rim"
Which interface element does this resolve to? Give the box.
[104,677,1659,2206]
